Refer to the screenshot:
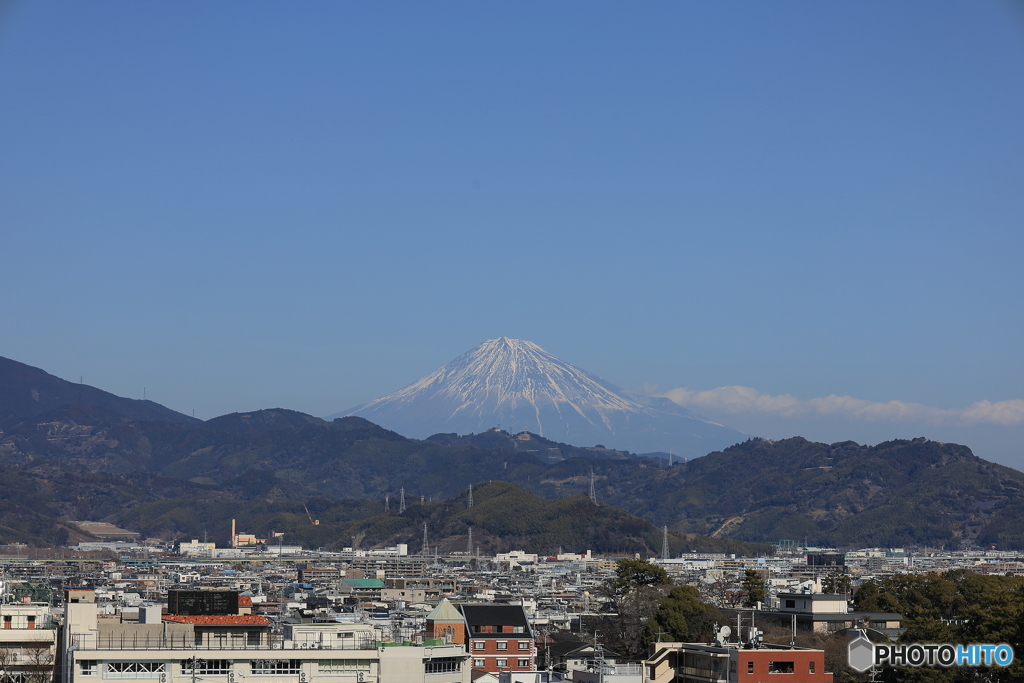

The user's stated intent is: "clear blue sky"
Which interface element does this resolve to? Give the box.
[2,2,1022,463]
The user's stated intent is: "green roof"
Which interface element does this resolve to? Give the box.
[426,598,463,622]
[344,578,384,588]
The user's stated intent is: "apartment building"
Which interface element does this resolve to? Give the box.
[647,641,832,683]
[0,602,58,683]
[61,590,469,683]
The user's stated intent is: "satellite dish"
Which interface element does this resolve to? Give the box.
[719,626,731,639]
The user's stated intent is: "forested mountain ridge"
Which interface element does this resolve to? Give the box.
[2,355,1024,550]
[0,356,198,424]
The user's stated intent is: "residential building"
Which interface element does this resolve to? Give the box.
[61,590,469,683]
[0,603,58,683]
[461,604,535,674]
[647,641,832,683]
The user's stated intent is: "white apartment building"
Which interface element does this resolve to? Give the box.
[62,591,469,683]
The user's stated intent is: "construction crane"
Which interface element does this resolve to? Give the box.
[303,503,320,526]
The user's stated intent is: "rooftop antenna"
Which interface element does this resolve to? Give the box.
[662,525,670,560]
[467,484,474,508]
[385,493,389,511]
[588,469,597,504]
[399,488,406,513]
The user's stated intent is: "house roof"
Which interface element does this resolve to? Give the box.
[162,615,270,626]
[460,604,531,635]
[427,598,464,623]
[238,596,253,607]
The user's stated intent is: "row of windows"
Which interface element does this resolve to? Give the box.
[471,641,531,651]
[471,626,525,634]
[423,658,461,674]
[745,661,814,674]
[318,661,371,674]
[472,659,531,669]
[82,660,376,678]
[103,663,164,679]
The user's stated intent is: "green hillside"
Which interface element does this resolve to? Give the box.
[3,402,1024,549]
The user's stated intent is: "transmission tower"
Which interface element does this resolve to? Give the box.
[588,469,597,504]
[399,487,406,513]
[467,483,474,508]
[466,526,473,554]
[384,493,389,512]
[422,522,428,555]
[662,525,670,560]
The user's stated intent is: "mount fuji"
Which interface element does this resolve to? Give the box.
[328,337,745,458]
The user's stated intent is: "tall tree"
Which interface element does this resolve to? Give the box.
[742,569,766,608]
[645,585,719,644]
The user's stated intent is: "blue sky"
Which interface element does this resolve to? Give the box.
[2,2,1022,464]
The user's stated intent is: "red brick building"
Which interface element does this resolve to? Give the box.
[462,604,535,674]
[423,600,536,675]
[648,641,832,683]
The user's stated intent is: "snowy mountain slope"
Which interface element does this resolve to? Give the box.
[327,337,746,458]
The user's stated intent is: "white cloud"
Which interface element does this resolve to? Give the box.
[657,386,1024,427]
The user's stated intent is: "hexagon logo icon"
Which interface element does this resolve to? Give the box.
[848,633,875,672]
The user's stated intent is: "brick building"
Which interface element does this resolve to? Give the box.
[460,604,535,674]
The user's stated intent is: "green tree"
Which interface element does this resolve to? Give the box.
[821,568,851,596]
[612,558,671,595]
[741,569,766,608]
[645,585,719,644]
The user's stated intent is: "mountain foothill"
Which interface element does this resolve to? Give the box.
[2,353,1024,553]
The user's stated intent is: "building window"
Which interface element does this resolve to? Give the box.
[105,663,165,679]
[424,658,461,674]
[768,662,794,674]
[80,662,98,677]
[784,600,795,609]
[182,660,231,676]
[809,661,815,674]
[512,626,524,634]
[518,641,530,651]
[517,660,529,668]
[251,660,301,675]
[496,660,507,668]
[318,660,370,674]
[473,660,485,668]
[473,642,485,650]
[747,662,754,674]
[496,642,508,651]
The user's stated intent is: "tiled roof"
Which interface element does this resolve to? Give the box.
[238,596,254,606]
[162,615,270,626]
[426,598,464,622]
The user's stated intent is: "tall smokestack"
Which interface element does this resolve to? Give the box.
[231,519,236,548]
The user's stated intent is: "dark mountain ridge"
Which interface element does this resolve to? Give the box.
[2,357,1024,550]
[0,356,198,425]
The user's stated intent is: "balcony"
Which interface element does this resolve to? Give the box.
[69,634,377,652]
